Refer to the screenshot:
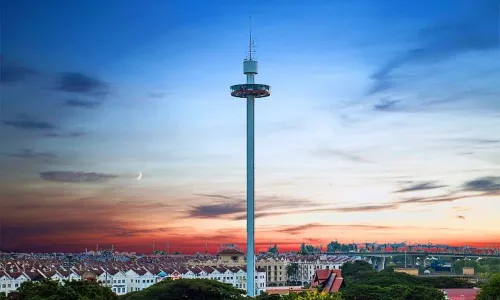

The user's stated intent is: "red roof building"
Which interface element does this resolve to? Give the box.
[310,269,345,293]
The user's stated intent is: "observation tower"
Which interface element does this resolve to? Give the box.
[230,18,270,297]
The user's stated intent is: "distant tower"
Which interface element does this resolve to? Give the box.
[230,17,271,298]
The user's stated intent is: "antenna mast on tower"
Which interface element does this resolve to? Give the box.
[247,16,256,61]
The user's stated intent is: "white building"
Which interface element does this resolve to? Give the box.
[109,269,128,295]
[7,272,30,291]
[123,268,157,293]
[0,264,267,296]
[0,271,14,295]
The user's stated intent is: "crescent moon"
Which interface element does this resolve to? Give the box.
[137,172,142,180]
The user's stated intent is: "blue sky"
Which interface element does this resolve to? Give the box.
[1,0,499,252]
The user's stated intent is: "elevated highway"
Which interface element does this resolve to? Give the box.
[322,251,500,271]
[322,252,500,258]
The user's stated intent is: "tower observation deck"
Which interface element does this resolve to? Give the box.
[230,18,270,298]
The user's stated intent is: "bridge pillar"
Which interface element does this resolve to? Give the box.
[376,257,386,271]
[407,255,414,267]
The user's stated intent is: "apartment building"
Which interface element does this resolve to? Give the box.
[256,256,289,286]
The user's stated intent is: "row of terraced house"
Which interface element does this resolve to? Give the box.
[0,249,361,296]
[0,264,267,296]
[189,248,361,287]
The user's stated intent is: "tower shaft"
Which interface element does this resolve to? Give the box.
[246,72,256,297]
[230,25,270,297]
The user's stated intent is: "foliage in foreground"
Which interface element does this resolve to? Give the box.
[256,291,342,300]
[476,273,500,300]
[119,278,246,300]
[341,260,473,288]
[339,261,450,300]
[1,266,486,300]
[2,279,118,300]
[341,284,445,300]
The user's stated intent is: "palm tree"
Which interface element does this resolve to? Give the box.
[286,263,299,284]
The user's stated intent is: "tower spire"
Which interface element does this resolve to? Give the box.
[247,16,255,61]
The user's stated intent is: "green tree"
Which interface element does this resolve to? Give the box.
[286,263,300,284]
[405,286,445,300]
[386,284,411,299]
[279,291,342,299]
[9,279,117,300]
[452,259,480,274]
[0,292,6,300]
[476,273,500,300]
[341,284,445,300]
[341,284,387,300]
[419,276,473,289]
[477,258,500,275]
[255,292,282,300]
[119,278,246,300]
[326,241,341,253]
[268,245,279,255]
[299,243,308,255]
[118,291,140,300]
[341,260,374,279]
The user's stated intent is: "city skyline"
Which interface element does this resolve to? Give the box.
[1,0,499,253]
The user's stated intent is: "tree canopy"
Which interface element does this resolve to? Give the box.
[338,260,470,300]
[341,261,374,276]
[256,291,342,300]
[326,242,356,253]
[286,263,299,284]
[341,284,445,300]
[476,273,500,300]
[4,279,118,300]
[118,278,246,300]
[453,257,500,275]
[268,245,279,255]
[299,243,320,255]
